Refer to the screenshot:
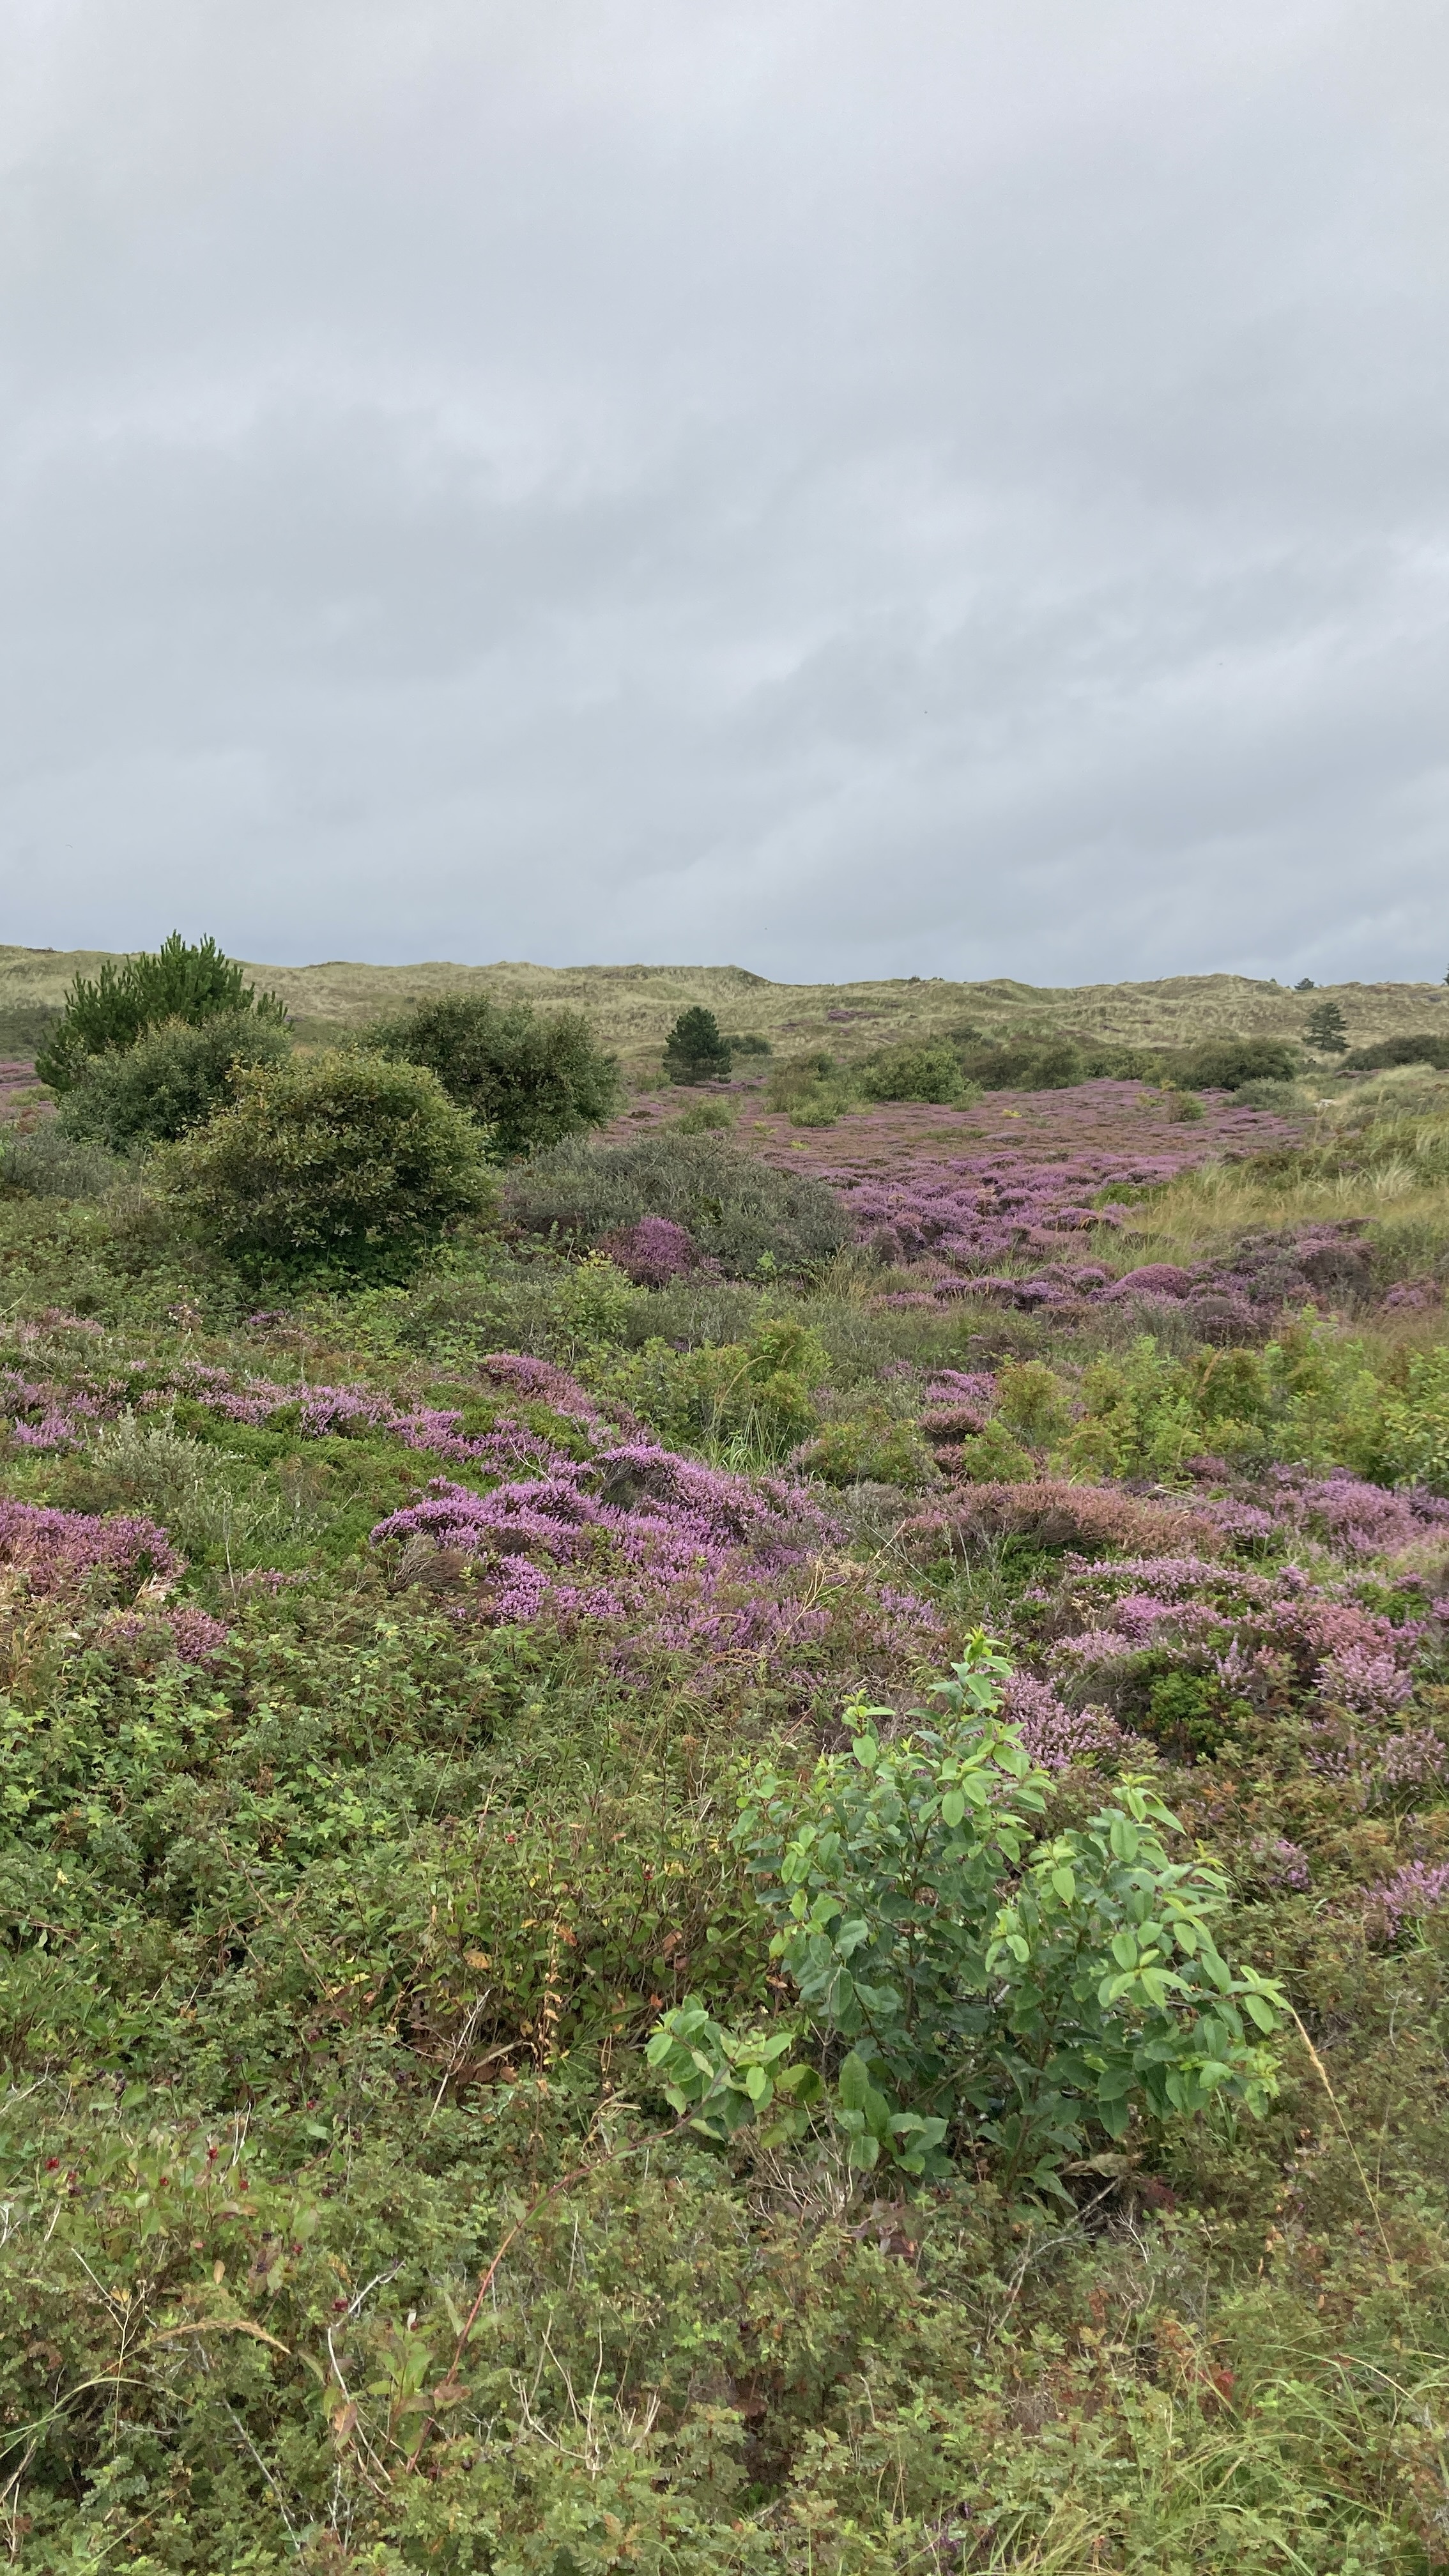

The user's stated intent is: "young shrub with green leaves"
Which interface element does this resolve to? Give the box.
[164,1048,496,1279]
[663,1005,732,1085]
[860,1043,969,1105]
[54,1011,292,1153]
[36,933,288,1092]
[654,1641,1283,2197]
[364,990,620,1158]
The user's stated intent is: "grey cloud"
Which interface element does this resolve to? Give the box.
[1,0,1446,981]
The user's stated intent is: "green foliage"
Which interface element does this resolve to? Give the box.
[700,1643,1282,2195]
[503,1131,850,1276]
[794,1402,937,1488]
[163,1048,496,1280]
[365,990,621,1158]
[1168,1036,1301,1089]
[719,1029,772,1055]
[996,1356,1074,1446]
[604,1308,829,1460]
[673,1094,735,1133]
[1305,1000,1350,1054]
[859,1043,969,1105]
[1344,1032,1449,1072]
[663,1005,732,1085]
[54,1011,292,1153]
[957,1033,1085,1089]
[36,933,287,1092]
[1350,1346,1449,1493]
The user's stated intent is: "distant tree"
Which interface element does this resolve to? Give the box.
[663,1006,732,1086]
[1295,977,1316,992]
[366,993,620,1160]
[37,935,288,1092]
[1305,1000,1349,1053]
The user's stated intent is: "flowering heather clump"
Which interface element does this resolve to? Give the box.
[100,1604,231,1666]
[370,1436,942,1685]
[596,1216,702,1287]
[1373,1727,1446,1795]
[0,1499,182,1596]
[1250,1836,1313,1892]
[1,1366,104,1450]
[999,1671,1125,1772]
[1315,1643,1414,1717]
[1267,1468,1449,1558]
[1364,1862,1449,1942]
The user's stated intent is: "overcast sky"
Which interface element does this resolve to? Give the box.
[2,1,1446,984]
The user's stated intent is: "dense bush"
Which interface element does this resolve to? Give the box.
[54,1010,292,1152]
[957,1033,1086,1089]
[663,1004,732,1084]
[502,1131,851,1275]
[860,1041,969,1103]
[365,990,620,1158]
[164,1048,496,1278]
[1167,1036,1301,1089]
[36,933,287,1091]
[1344,1032,1449,1072]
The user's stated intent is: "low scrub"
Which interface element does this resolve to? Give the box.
[502,1130,850,1275]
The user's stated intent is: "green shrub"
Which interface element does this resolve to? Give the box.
[1344,1033,1449,1073]
[860,1043,969,1105]
[663,1005,732,1085]
[995,1356,1073,1446]
[673,1095,735,1133]
[36,933,287,1091]
[164,1048,496,1279]
[502,1132,850,1276]
[365,991,620,1158]
[957,1036,1085,1090]
[657,1644,1283,2194]
[1169,1037,1301,1090]
[720,1030,772,1056]
[795,1403,936,1487]
[605,1310,829,1460]
[54,1011,291,1153]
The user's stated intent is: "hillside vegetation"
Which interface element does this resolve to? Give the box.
[5,944,1449,1080]
[6,946,1449,2568]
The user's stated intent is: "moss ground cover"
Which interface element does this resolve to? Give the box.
[6,1078,1449,2566]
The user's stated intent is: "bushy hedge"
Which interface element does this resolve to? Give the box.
[364,992,620,1158]
[55,1011,292,1153]
[503,1131,850,1275]
[165,1048,496,1277]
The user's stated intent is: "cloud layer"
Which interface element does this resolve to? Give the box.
[3,0,1446,981]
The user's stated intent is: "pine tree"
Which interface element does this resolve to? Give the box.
[663,1006,733,1086]
[1304,999,1348,1053]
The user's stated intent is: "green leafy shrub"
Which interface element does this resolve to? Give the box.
[365,990,620,1158]
[1169,1037,1301,1090]
[657,1643,1282,2195]
[164,1048,496,1279]
[54,1011,292,1153]
[502,1132,850,1276]
[794,1402,936,1487]
[606,1310,829,1460]
[996,1356,1074,1446]
[1344,1033,1449,1073]
[36,933,287,1091]
[860,1043,969,1105]
[673,1095,735,1133]
[663,1005,732,1085]
[957,1034,1085,1089]
[720,1029,772,1055]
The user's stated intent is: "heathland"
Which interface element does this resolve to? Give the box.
[5,948,1449,2570]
